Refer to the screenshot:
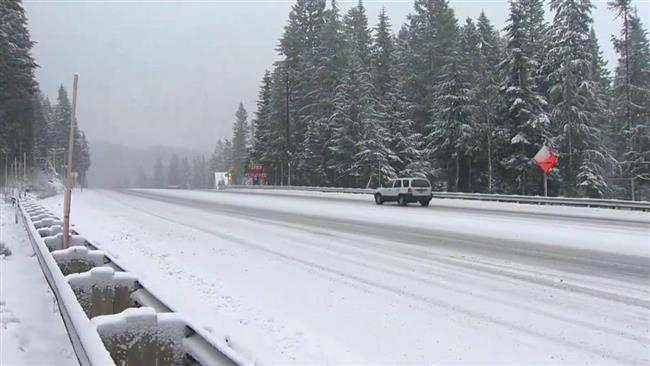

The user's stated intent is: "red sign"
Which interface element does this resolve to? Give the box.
[533,146,557,174]
[247,164,263,172]
[245,164,266,180]
[244,172,268,179]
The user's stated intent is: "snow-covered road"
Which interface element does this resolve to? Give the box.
[40,189,649,364]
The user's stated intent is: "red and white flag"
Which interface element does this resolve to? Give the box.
[533,145,557,174]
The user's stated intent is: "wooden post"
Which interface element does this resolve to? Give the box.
[3,154,7,195]
[63,75,79,249]
[23,152,26,197]
[13,157,17,195]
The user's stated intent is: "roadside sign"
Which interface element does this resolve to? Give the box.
[533,145,557,174]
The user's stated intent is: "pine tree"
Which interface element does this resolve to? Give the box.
[343,0,371,69]
[231,103,249,184]
[51,85,72,173]
[0,0,38,163]
[353,76,395,187]
[298,7,347,185]
[392,26,429,178]
[74,131,90,188]
[180,157,191,189]
[328,67,362,186]
[427,46,474,192]
[520,0,548,93]
[499,0,550,195]
[266,65,290,185]
[610,2,650,199]
[137,165,148,188]
[168,154,180,187]
[153,157,164,188]
[459,18,482,192]
[371,8,415,177]
[371,7,395,101]
[250,71,273,166]
[313,0,347,184]
[210,139,233,173]
[191,156,208,189]
[475,11,504,192]
[403,0,459,135]
[278,0,327,184]
[32,93,50,169]
[544,0,612,197]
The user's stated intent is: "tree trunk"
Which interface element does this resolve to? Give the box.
[455,155,460,192]
[520,142,526,195]
[468,158,472,193]
[487,117,493,193]
[568,121,574,195]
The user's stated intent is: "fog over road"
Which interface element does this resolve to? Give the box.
[42,189,650,364]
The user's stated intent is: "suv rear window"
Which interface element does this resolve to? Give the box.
[411,179,430,188]
[403,180,410,187]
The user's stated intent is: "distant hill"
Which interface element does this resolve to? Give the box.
[87,141,210,188]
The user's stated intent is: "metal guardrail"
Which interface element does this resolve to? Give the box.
[16,198,248,366]
[18,199,112,365]
[224,185,650,212]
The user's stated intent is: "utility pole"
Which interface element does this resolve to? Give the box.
[3,154,7,196]
[13,157,17,197]
[23,152,26,191]
[285,70,291,186]
[63,75,79,249]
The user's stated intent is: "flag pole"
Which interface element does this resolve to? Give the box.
[544,172,548,197]
[63,75,79,249]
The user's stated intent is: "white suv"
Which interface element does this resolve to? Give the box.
[374,177,433,206]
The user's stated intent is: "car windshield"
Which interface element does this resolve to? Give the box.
[411,179,430,187]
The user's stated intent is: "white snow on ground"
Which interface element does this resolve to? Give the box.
[225,187,650,222]
[165,188,649,257]
[0,201,78,366]
[40,190,650,364]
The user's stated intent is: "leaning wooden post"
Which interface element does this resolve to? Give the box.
[63,75,79,249]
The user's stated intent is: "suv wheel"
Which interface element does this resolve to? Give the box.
[419,199,431,207]
[374,193,384,205]
[398,195,407,206]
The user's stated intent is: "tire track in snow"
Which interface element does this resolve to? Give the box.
[114,190,647,364]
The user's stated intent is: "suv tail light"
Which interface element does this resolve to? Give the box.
[407,188,412,193]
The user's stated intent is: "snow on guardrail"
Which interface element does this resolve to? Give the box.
[224,185,650,212]
[17,198,249,366]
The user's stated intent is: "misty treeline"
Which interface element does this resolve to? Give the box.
[0,1,91,187]
[215,0,650,199]
[136,154,212,189]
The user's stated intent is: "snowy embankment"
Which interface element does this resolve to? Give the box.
[0,201,77,365]
[40,189,649,364]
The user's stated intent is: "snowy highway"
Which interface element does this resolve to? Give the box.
[40,189,649,364]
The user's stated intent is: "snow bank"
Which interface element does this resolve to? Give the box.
[17,200,116,365]
[1,202,77,365]
[22,197,250,366]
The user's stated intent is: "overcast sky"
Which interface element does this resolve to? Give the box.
[24,0,650,152]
